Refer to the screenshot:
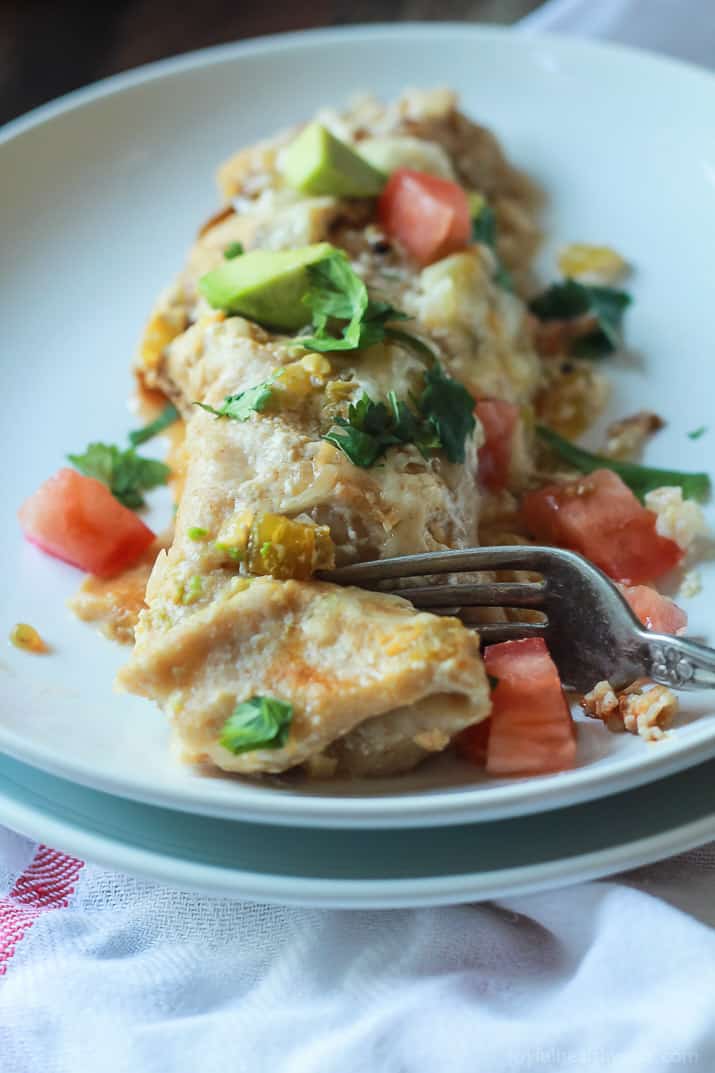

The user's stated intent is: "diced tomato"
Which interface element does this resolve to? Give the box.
[521,469,683,584]
[483,638,576,777]
[475,398,520,491]
[19,468,155,578]
[456,716,491,766]
[377,169,471,266]
[620,584,687,635]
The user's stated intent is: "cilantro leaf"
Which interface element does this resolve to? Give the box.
[418,365,477,464]
[688,426,708,440]
[529,280,631,358]
[471,204,497,248]
[493,263,514,293]
[323,422,384,467]
[529,278,590,319]
[323,365,475,468]
[219,696,293,754]
[470,201,513,291]
[323,395,399,467]
[128,403,180,447]
[224,242,244,259]
[297,253,368,351]
[297,251,409,353]
[68,443,170,509]
[196,381,275,421]
[537,425,711,502]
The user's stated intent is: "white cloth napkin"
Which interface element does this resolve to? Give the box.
[2,3,715,1070]
[1,836,712,1073]
[1,835,714,1072]
[521,0,715,66]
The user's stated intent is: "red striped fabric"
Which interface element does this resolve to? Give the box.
[0,845,84,975]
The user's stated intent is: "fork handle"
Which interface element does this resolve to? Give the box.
[641,634,715,691]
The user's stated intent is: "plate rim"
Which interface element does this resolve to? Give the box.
[2,21,715,830]
[1,753,713,907]
[1,720,715,829]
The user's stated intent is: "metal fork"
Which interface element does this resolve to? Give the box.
[321,546,715,693]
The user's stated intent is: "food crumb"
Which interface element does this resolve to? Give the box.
[557,243,628,284]
[413,729,451,752]
[644,486,706,552]
[10,623,48,654]
[604,410,664,460]
[580,680,621,733]
[303,753,338,778]
[678,569,702,599]
[581,679,678,741]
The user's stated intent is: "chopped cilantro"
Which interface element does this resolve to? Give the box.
[324,395,400,468]
[196,381,275,421]
[219,695,293,754]
[260,541,272,558]
[418,364,477,464]
[688,426,707,441]
[471,203,497,248]
[68,442,169,509]
[187,527,208,541]
[128,403,180,447]
[224,242,244,259]
[470,201,512,291]
[537,425,711,502]
[323,364,475,468]
[529,280,631,358]
[487,674,500,690]
[493,263,514,292]
[297,251,408,353]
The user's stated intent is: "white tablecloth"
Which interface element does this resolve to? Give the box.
[2,3,714,1070]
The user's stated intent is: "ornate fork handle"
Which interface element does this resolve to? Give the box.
[640,634,715,691]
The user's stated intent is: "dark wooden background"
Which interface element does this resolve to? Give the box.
[1,0,543,125]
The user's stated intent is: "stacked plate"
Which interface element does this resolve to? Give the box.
[1,26,714,906]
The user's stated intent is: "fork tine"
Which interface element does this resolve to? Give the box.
[417,606,548,641]
[319,546,540,585]
[389,582,546,609]
[467,620,548,642]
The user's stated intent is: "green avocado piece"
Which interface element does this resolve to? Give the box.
[198,242,336,330]
[281,123,386,198]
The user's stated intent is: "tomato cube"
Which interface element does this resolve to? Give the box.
[620,584,687,635]
[19,468,155,578]
[378,169,472,266]
[482,637,576,777]
[476,398,520,491]
[522,469,682,584]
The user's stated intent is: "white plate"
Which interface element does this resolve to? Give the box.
[1,25,714,829]
[0,750,713,906]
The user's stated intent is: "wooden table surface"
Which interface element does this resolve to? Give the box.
[1,0,542,125]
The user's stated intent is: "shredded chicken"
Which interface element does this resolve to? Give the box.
[534,354,610,440]
[604,410,664,460]
[581,679,678,741]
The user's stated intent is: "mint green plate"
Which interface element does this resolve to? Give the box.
[0,753,712,907]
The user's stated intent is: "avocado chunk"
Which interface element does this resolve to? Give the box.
[281,123,385,198]
[199,243,335,331]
